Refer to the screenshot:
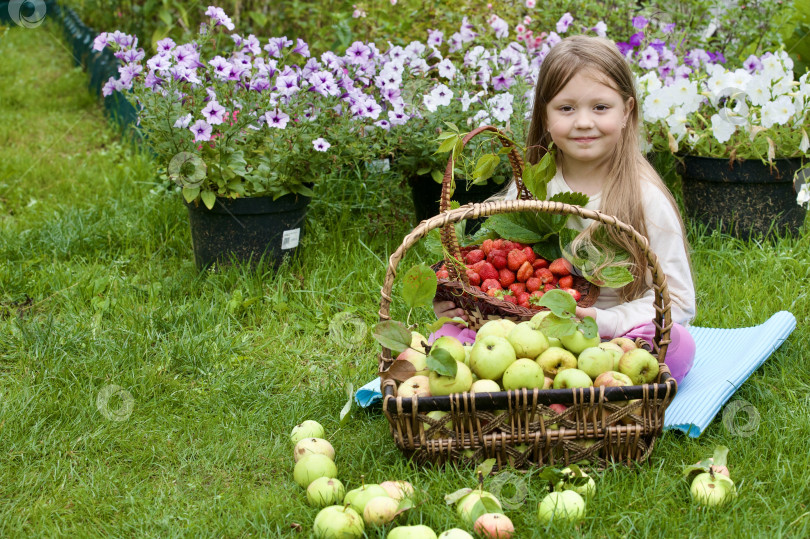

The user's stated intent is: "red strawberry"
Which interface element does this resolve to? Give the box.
[492,239,504,250]
[565,288,581,301]
[472,260,487,272]
[464,249,486,265]
[491,254,508,270]
[436,268,449,279]
[543,283,557,292]
[532,258,549,269]
[502,294,518,305]
[507,249,528,271]
[516,261,534,282]
[466,270,481,286]
[558,275,574,289]
[478,262,498,281]
[486,288,501,297]
[534,267,555,284]
[522,246,537,264]
[498,268,516,287]
[549,258,573,277]
[481,278,502,292]
[508,283,526,295]
[481,239,495,255]
[526,277,542,292]
[516,291,530,305]
[529,290,544,301]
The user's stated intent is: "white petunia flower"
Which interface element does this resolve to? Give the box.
[666,108,689,140]
[711,113,736,143]
[760,95,795,128]
[636,71,662,94]
[797,183,810,208]
[642,87,673,121]
[436,58,457,80]
[745,75,771,107]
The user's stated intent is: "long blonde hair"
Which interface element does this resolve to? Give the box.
[526,35,689,301]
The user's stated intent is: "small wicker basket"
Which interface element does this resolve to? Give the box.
[378,200,678,469]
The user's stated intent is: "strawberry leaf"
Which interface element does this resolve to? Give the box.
[402,264,438,310]
[427,347,458,377]
[578,317,599,340]
[484,213,547,244]
[372,321,412,354]
[537,289,577,318]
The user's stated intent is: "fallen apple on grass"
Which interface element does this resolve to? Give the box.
[554,466,596,499]
[306,477,345,507]
[293,437,335,462]
[438,529,474,539]
[456,490,503,526]
[690,471,736,506]
[290,420,325,445]
[388,524,438,539]
[293,453,338,488]
[363,495,401,525]
[537,490,586,524]
[312,505,364,538]
[474,512,515,538]
[380,480,415,501]
[344,482,389,515]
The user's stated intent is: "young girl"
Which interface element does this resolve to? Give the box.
[434,35,696,383]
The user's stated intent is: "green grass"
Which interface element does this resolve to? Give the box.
[2,21,810,538]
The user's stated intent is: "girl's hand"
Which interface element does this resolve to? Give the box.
[433,300,469,323]
[576,306,597,320]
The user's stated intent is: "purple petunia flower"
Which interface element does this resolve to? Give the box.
[312,137,331,151]
[629,32,644,47]
[264,109,290,129]
[202,100,227,125]
[556,12,574,33]
[492,71,514,91]
[205,6,235,31]
[118,63,143,86]
[244,34,262,55]
[488,15,509,39]
[189,120,212,142]
[276,73,299,96]
[265,37,293,58]
[374,119,391,130]
[249,76,271,92]
[638,46,659,69]
[147,53,172,72]
[743,54,763,74]
[345,41,373,65]
[632,16,649,30]
[156,38,176,53]
[101,77,116,96]
[173,114,192,129]
[92,33,109,51]
[427,29,444,47]
[708,51,726,64]
[209,55,232,79]
[388,109,408,126]
[616,42,634,57]
[592,21,607,37]
[662,23,676,34]
[144,70,163,90]
[292,38,310,58]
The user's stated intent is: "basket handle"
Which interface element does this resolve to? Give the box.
[378,199,673,365]
[439,126,531,282]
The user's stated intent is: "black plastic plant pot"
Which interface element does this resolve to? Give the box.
[408,173,506,231]
[678,155,807,239]
[184,193,311,270]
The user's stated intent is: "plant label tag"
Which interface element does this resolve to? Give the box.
[281,228,300,250]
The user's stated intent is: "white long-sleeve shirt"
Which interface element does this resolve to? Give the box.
[506,171,696,337]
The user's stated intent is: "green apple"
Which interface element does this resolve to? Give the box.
[470,336,517,381]
[306,477,345,507]
[290,420,325,445]
[530,311,551,325]
[553,368,593,389]
[536,347,577,377]
[543,376,554,389]
[380,480,414,501]
[396,347,429,376]
[411,331,429,353]
[463,344,473,367]
[559,329,601,355]
[507,320,550,360]
[294,437,335,462]
[618,348,659,385]
[456,491,502,526]
[388,525,438,539]
[398,375,431,398]
[294,454,337,488]
[429,360,473,396]
[547,336,562,348]
[577,347,614,380]
[344,483,389,515]
[690,472,736,506]
[476,319,517,341]
[502,358,546,390]
[537,490,586,524]
[597,342,624,370]
[363,495,401,525]
[438,529,474,539]
[593,371,633,387]
[425,410,453,439]
[471,379,502,393]
[474,513,514,538]
[554,467,596,499]
[432,335,467,364]
[610,337,637,353]
[313,505,364,538]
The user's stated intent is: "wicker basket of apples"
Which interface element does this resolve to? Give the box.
[377,199,678,469]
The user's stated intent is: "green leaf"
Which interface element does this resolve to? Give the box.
[538,289,577,318]
[578,317,599,340]
[521,151,556,200]
[436,134,460,154]
[445,488,473,505]
[538,314,577,338]
[431,169,444,183]
[201,191,216,210]
[417,167,431,175]
[484,213,546,244]
[427,317,468,333]
[532,239,562,261]
[182,187,200,203]
[550,191,589,207]
[594,265,634,289]
[536,467,566,485]
[425,229,443,255]
[339,383,353,426]
[372,321,412,354]
[427,347,458,377]
[444,121,460,133]
[402,264,438,310]
[713,446,729,468]
[475,458,497,477]
[470,497,504,523]
[473,154,500,182]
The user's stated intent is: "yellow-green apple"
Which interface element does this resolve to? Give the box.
[476,319,517,341]
[473,513,514,539]
[559,329,601,355]
[502,358,546,390]
[344,483,389,515]
[597,342,624,370]
[294,437,335,462]
[543,376,554,389]
[388,525,438,539]
[438,529,474,539]
[554,467,596,498]
[429,360,473,396]
[593,371,633,387]
[290,420,325,444]
[553,368,593,389]
[618,348,659,384]
[313,505,364,538]
[456,490,503,526]
[425,410,453,438]
[537,490,586,524]
[690,472,736,506]
[610,337,637,353]
[432,335,467,364]
[507,320,550,360]
[398,375,431,398]
[380,480,414,501]
[363,495,401,525]
[536,347,577,378]
[411,331,429,353]
[396,347,428,376]
[463,344,473,367]
[470,336,517,381]
[577,347,614,380]
[307,477,345,507]
[471,379,502,393]
[293,454,338,488]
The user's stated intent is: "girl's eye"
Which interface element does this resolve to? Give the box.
[594,104,609,111]
[559,105,574,112]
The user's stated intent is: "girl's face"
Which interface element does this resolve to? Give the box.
[545,70,633,171]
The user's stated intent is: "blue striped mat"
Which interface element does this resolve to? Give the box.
[664,311,796,437]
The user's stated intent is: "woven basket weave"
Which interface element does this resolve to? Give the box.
[435,126,598,330]
[378,200,678,469]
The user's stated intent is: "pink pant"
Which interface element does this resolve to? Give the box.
[622,322,695,384]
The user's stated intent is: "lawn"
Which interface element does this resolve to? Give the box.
[2,21,810,538]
